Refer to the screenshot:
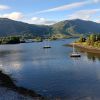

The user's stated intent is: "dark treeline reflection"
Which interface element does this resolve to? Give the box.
[76,48,100,62]
[86,53,100,62]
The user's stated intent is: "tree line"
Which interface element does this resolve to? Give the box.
[0,36,20,44]
[77,34,100,48]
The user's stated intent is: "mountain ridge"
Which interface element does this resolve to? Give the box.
[51,19,100,35]
[0,18,100,37]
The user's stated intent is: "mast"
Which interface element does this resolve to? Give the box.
[73,43,75,53]
[43,28,51,48]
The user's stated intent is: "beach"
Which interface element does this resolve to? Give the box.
[66,43,100,54]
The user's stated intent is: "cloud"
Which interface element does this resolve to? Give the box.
[0,12,24,20]
[35,0,100,14]
[0,12,56,25]
[92,0,100,3]
[68,9,100,20]
[95,17,100,23]
[24,17,56,25]
[0,5,10,10]
[96,20,100,23]
[36,1,87,14]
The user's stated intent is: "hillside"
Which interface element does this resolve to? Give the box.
[0,18,50,37]
[51,19,100,36]
[0,18,100,37]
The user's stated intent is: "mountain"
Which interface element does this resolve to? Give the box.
[51,19,100,36]
[0,18,100,37]
[0,18,50,37]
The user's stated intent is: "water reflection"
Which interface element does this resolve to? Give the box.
[86,53,100,62]
[0,46,24,73]
[76,47,100,62]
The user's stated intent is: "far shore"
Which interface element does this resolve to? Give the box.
[66,43,100,54]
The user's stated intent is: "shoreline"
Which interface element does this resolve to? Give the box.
[66,43,100,54]
[0,70,45,100]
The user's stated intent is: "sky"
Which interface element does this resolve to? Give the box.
[0,0,100,25]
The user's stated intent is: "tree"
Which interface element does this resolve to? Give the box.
[86,34,96,46]
[7,36,20,44]
[78,36,86,42]
[96,34,100,41]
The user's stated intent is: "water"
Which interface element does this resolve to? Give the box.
[0,39,100,99]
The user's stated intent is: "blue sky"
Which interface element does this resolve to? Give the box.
[0,0,100,25]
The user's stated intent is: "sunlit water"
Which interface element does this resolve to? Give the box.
[0,39,100,99]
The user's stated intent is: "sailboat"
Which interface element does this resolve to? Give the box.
[70,43,81,57]
[43,39,51,49]
[43,33,51,49]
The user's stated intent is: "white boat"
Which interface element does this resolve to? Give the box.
[70,43,81,57]
[43,33,51,49]
[43,39,51,49]
[43,45,51,49]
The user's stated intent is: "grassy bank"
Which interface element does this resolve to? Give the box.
[66,34,100,53]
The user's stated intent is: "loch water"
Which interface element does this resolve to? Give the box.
[0,39,100,99]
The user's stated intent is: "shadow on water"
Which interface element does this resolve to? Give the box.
[76,48,100,62]
[86,53,100,62]
[0,70,45,100]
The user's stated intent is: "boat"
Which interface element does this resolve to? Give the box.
[43,33,51,49]
[43,46,51,49]
[43,39,51,49]
[70,43,81,57]
[70,53,81,57]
